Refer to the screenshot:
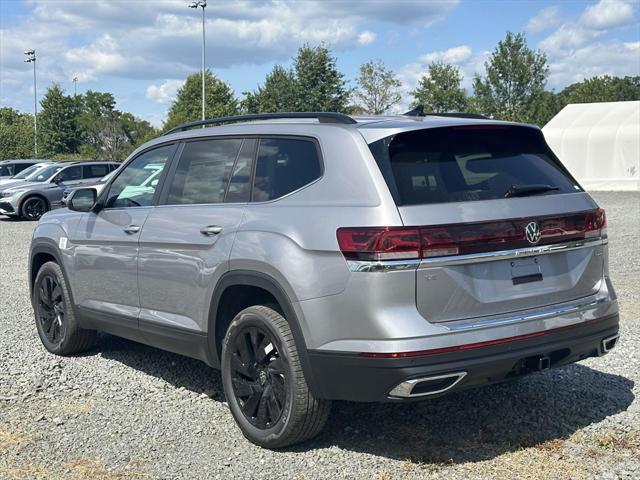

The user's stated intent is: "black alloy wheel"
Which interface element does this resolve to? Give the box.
[35,274,66,345]
[33,261,96,355]
[221,305,331,448]
[230,326,286,429]
[22,197,47,220]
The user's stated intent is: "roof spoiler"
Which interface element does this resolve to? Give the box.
[404,105,489,120]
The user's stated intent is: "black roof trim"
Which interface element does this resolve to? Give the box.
[403,106,489,120]
[164,112,358,135]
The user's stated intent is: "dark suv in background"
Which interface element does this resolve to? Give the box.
[0,159,51,179]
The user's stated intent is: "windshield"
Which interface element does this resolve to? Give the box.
[368,126,580,206]
[29,164,63,182]
[14,164,45,179]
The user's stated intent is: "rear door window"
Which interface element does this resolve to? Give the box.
[369,126,579,205]
[13,162,32,174]
[83,164,110,179]
[166,138,242,205]
[57,166,82,182]
[252,138,321,202]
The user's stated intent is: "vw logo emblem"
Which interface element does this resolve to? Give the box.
[525,221,541,245]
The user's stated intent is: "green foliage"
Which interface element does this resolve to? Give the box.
[527,90,564,127]
[164,70,238,130]
[412,61,467,113]
[242,65,298,113]
[76,90,156,160]
[0,108,35,160]
[353,60,401,114]
[293,44,350,112]
[38,83,79,157]
[560,75,640,105]
[242,45,349,114]
[472,32,548,122]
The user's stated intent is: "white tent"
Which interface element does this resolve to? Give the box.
[542,101,640,191]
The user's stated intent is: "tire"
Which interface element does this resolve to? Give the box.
[221,305,331,448]
[32,261,96,355]
[21,196,48,221]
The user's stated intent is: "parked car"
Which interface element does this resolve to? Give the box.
[61,169,119,205]
[0,161,119,220]
[60,163,161,206]
[0,161,56,188]
[29,112,618,449]
[0,159,52,179]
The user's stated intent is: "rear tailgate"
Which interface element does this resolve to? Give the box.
[400,195,605,323]
[368,124,606,324]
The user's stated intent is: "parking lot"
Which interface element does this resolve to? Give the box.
[1,191,638,480]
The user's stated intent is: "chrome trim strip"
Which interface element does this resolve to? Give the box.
[388,372,467,398]
[441,295,609,332]
[347,258,421,272]
[346,238,606,272]
[419,238,606,268]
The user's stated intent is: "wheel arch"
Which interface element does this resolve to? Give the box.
[30,242,66,296]
[207,270,320,396]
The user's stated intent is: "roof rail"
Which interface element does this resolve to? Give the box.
[163,112,357,135]
[403,106,488,120]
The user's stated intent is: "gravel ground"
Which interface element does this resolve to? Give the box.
[1,191,639,480]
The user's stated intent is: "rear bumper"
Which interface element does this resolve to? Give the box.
[307,313,619,402]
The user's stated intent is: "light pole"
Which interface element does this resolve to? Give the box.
[73,77,78,97]
[24,49,37,157]
[188,1,207,121]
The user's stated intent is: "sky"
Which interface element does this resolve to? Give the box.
[1,0,639,127]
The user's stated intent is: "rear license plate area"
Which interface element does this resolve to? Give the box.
[511,257,542,285]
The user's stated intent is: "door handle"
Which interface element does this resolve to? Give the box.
[200,225,223,236]
[124,224,141,234]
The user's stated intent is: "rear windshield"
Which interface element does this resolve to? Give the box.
[369,126,580,206]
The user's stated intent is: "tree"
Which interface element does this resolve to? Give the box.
[74,90,154,160]
[119,112,157,148]
[242,65,298,113]
[560,75,640,104]
[0,108,35,160]
[353,60,402,114]
[293,44,349,112]
[38,83,79,156]
[472,32,548,122]
[411,61,467,113]
[164,70,238,130]
[527,90,563,127]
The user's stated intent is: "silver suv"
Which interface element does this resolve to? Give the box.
[0,161,119,220]
[29,112,619,448]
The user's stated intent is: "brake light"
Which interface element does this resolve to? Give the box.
[336,227,420,261]
[584,208,607,239]
[337,209,607,261]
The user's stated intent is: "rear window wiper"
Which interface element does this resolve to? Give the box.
[504,184,560,198]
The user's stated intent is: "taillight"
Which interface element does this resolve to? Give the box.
[337,209,607,262]
[336,227,420,261]
[585,208,607,239]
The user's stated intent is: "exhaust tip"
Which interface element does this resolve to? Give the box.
[388,372,467,398]
[601,334,619,353]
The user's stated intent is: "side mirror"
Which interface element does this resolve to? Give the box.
[67,187,97,212]
[52,175,63,184]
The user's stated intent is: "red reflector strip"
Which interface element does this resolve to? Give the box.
[359,317,608,359]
